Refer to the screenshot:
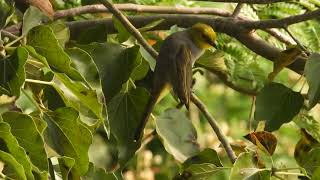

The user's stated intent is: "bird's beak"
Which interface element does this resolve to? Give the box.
[211,42,218,49]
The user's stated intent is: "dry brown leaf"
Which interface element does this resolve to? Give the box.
[29,0,54,18]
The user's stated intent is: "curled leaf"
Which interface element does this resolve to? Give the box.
[244,131,277,155]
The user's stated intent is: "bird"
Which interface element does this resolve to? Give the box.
[134,23,217,141]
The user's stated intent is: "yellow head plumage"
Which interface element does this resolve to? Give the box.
[189,23,217,49]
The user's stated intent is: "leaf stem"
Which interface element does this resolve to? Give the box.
[25,79,52,85]
[4,35,24,48]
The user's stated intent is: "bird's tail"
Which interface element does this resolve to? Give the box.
[134,94,159,142]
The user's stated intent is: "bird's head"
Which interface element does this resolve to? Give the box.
[188,23,217,49]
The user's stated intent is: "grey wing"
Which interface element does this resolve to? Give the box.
[171,44,193,109]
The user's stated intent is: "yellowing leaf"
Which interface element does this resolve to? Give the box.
[244,131,277,155]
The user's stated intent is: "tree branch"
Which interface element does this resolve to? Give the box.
[54,3,231,19]
[66,15,306,74]
[190,93,237,163]
[98,0,158,59]
[194,0,288,4]
[231,3,244,18]
[241,8,320,29]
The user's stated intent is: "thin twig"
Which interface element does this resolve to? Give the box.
[0,30,18,39]
[54,4,231,19]
[195,0,288,3]
[284,27,309,53]
[98,0,158,59]
[191,93,237,163]
[231,3,244,18]
[241,8,320,29]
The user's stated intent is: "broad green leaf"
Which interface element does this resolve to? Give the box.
[254,82,304,131]
[140,46,156,71]
[44,107,92,176]
[53,73,103,121]
[294,113,320,143]
[182,148,222,170]
[130,56,149,81]
[138,19,165,32]
[0,122,34,179]
[66,47,101,88]
[304,53,320,109]
[83,162,117,180]
[179,163,224,180]
[48,21,70,48]
[15,89,39,114]
[155,108,200,162]
[0,150,26,180]
[79,43,141,101]
[0,0,14,29]
[58,156,75,180]
[0,47,28,97]
[112,16,131,43]
[22,6,49,35]
[108,87,149,166]
[27,25,84,81]
[230,152,271,180]
[75,24,108,44]
[2,112,48,171]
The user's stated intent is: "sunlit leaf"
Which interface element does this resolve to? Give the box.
[294,113,320,143]
[179,163,223,180]
[43,107,92,176]
[2,112,48,171]
[230,152,271,180]
[22,6,49,35]
[83,162,117,180]
[156,108,200,162]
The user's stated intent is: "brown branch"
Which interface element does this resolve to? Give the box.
[241,8,320,29]
[194,0,289,3]
[66,15,306,74]
[264,28,295,45]
[98,0,158,59]
[54,3,231,19]
[231,3,244,17]
[191,93,237,163]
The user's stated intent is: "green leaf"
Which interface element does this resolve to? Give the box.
[305,53,320,109]
[254,82,304,131]
[53,73,103,121]
[43,107,92,176]
[57,156,75,180]
[294,113,320,143]
[130,57,149,81]
[155,108,200,162]
[15,89,39,114]
[108,87,150,166]
[65,47,101,88]
[83,162,117,180]
[312,167,320,180]
[112,16,131,43]
[22,6,49,35]
[0,47,28,97]
[140,46,156,71]
[2,112,48,171]
[75,24,108,44]
[138,19,165,32]
[230,152,271,180]
[180,163,223,180]
[79,43,141,101]
[0,150,27,180]
[26,25,84,81]
[48,21,70,48]
[182,148,222,170]
[0,0,14,29]
[0,122,34,180]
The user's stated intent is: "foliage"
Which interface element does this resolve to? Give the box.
[1,0,320,179]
